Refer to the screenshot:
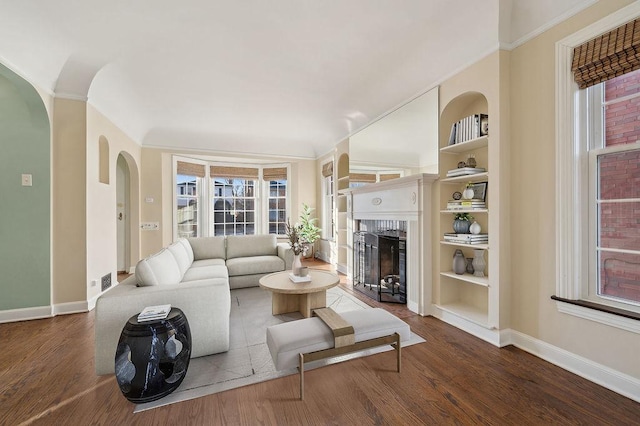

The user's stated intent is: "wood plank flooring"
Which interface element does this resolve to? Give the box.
[1,260,638,425]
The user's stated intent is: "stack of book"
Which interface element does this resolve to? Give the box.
[443,233,489,244]
[446,199,486,210]
[446,167,486,177]
[448,114,489,145]
[137,304,172,322]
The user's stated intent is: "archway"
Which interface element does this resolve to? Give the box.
[116,154,130,273]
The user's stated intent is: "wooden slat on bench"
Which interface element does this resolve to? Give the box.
[313,308,355,347]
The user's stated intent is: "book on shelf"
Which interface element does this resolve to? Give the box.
[137,304,172,321]
[451,114,489,144]
[447,200,486,209]
[443,233,488,244]
[446,167,486,177]
[448,123,457,146]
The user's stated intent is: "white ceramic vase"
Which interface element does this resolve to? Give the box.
[469,221,481,235]
[292,253,302,276]
[462,187,474,200]
[472,249,486,277]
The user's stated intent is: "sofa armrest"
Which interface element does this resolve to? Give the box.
[277,242,293,270]
[95,277,230,375]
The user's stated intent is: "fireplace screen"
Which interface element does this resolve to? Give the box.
[353,231,406,303]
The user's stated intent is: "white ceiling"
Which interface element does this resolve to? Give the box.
[0,0,597,159]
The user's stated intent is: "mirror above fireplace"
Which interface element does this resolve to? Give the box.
[349,86,439,178]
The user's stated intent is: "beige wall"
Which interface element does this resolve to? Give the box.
[508,0,639,377]
[86,105,141,302]
[52,98,87,305]
[139,147,317,256]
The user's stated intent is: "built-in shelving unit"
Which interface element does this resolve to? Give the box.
[336,154,349,274]
[435,91,505,346]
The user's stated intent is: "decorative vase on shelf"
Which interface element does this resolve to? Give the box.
[472,249,486,277]
[292,254,302,276]
[462,187,474,200]
[453,219,471,234]
[466,258,475,274]
[469,221,481,235]
[452,249,466,275]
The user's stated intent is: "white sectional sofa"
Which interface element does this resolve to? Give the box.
[95,234,293,375]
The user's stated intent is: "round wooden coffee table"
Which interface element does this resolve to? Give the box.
[259,270,340,317]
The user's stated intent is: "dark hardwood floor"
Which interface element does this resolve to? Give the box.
[1,259,638,425]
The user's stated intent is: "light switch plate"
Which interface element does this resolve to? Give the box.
[21,174,32,186]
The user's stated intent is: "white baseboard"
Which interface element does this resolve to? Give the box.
[509,329,640,403]
[431,306,508,347]
[0,305,52,323]
[0,301,91,323]
[53,300,89,316]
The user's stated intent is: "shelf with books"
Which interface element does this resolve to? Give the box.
[440,135,488,154]
[440,208,488,214]
[441,240,489,250]
[441,172,489,184]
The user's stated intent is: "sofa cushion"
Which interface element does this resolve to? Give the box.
[226,255,285,277]
[182,264,229,282]
[167,239,192,276]
[135,249,182,286]
[192,258,226,268]
[226,234,277,259]
[188,236,226,260]
[177,238,194,264]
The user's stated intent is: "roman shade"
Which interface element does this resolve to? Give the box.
[177,161,205,178]
[210,166,259,179]
[379,173,401,182]
[262,167,287,181]
[572,18,640,89]
[350,173,376,183]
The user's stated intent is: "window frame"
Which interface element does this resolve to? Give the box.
[555,2,640,333]
[321,173,334,241]
[172,157,290,239]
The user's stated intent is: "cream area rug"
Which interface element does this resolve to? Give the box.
[134,285,426,412]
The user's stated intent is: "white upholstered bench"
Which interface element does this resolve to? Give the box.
[266,307,411,399]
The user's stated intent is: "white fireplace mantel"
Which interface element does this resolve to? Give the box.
[345,173,438,315]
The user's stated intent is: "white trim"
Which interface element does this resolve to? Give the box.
[509,329,640,403]
[53,301,89,316]
[0,306,53,323]
[555,1,640,304]
[555,301,640,335]
[55,92,88,102]
[431,305,507,347]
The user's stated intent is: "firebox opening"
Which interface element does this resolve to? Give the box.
[353,220,407,304]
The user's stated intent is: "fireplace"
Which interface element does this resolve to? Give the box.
[353,230,406,303]
[346,173,437,315]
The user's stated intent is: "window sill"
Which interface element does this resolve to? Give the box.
[551,296,640,334]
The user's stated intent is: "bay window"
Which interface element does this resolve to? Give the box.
[174,158,289,238]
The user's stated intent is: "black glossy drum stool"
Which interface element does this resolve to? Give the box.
[115,307,191,403]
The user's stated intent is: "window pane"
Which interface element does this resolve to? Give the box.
[598,201,640,251]
[604,69,640,148]
[211,177,256,236]
[176,174,199,237]
[176,197,197,237]
[598,149,640,200]
[599,252,640,303]
[267,179,287,235]
[604,68,640,102]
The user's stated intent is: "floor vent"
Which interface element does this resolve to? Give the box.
[101,273,112,292]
